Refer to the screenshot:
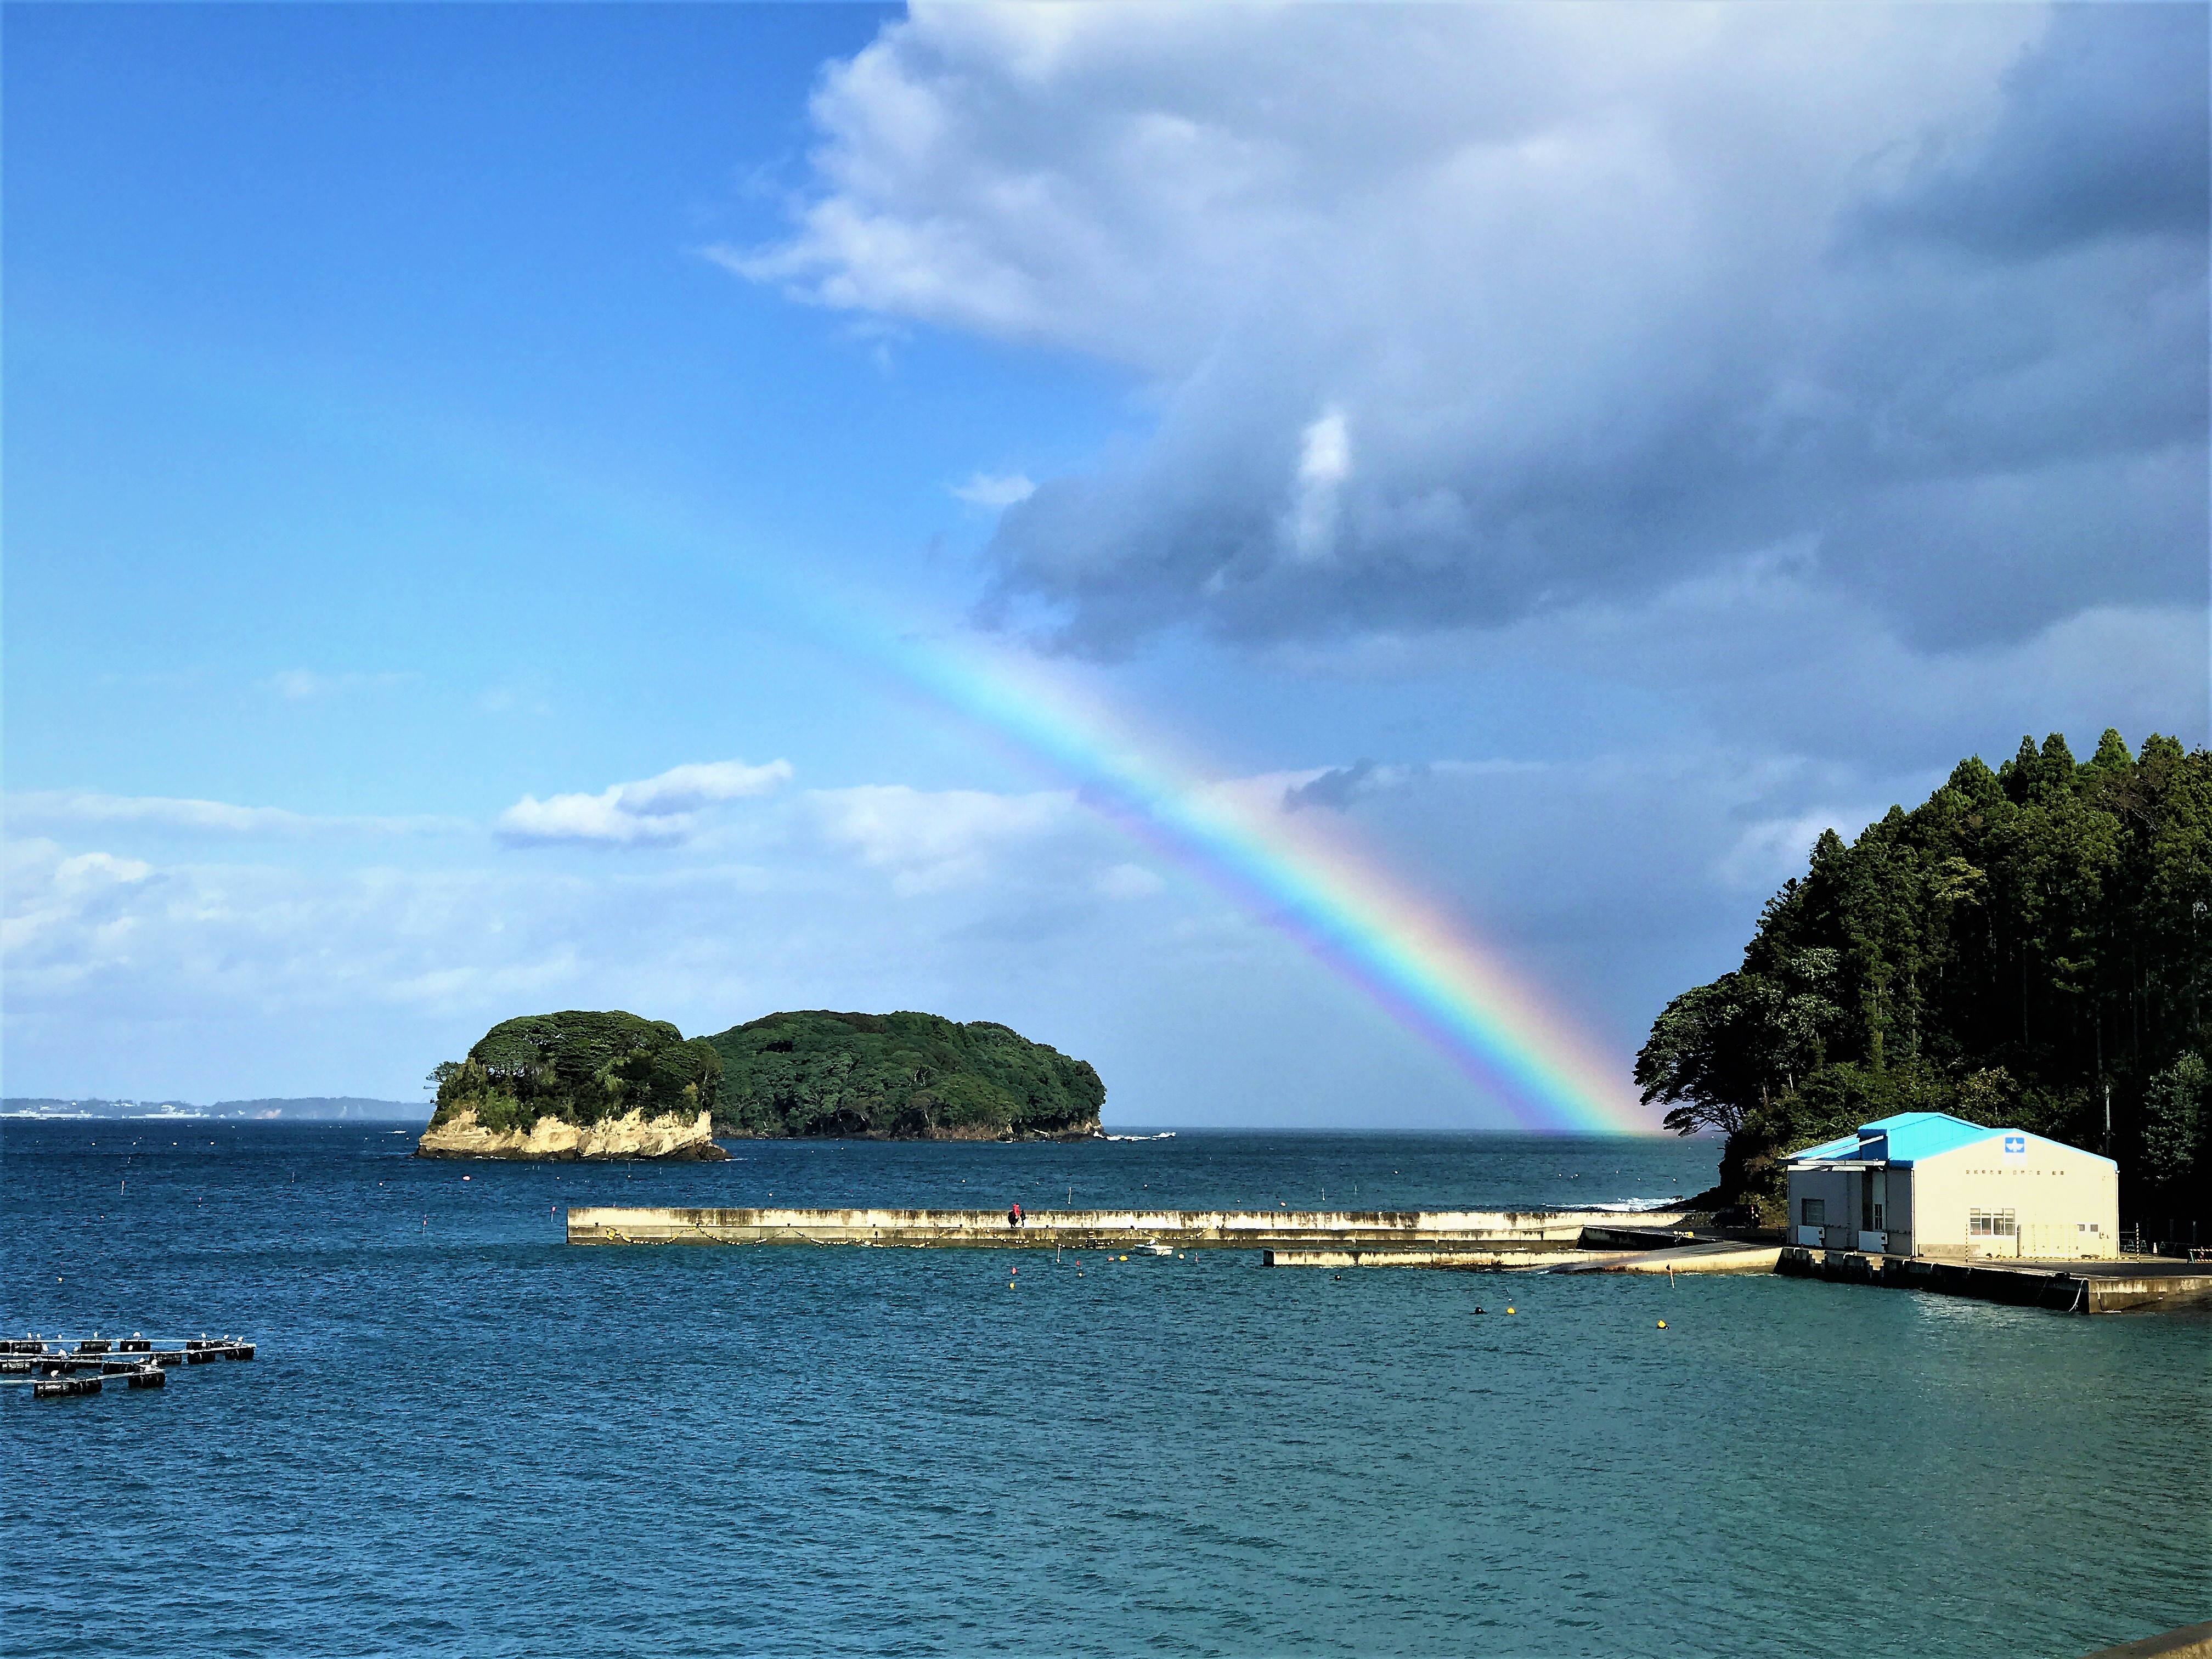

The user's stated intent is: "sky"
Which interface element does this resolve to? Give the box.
[5,2,2207,1128]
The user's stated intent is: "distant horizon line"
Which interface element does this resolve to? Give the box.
[3,1099,1696,1137]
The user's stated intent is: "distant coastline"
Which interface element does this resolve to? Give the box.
[1,1096,421,1122]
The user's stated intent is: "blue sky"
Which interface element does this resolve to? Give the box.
[7,4,2207,1123]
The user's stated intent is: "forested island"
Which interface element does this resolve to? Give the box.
[1639,731,2209,1229]
[419,1009,728,1158]
[708,1009,1104,1139]
[418,1006,1103,1156]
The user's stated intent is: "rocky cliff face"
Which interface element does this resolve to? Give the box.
[415,1107,727,1161]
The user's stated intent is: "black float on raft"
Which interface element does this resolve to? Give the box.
[7,1333,255,1401]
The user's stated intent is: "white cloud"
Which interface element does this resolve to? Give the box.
[2,746,2008,1122]
[0,794,1177,1105]
[1280,406,1350,566]
[951,470,1037,508]
[496,759,794,847]
[3,835,603,1037]
[742,4,2205,661]
[809,783,1074,893]
[2,836,154,969]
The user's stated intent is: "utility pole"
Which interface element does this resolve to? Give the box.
[2103,1080,2112,1159]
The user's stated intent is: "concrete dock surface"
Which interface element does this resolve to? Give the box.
[1548,1241,1785,1274]
[566,1205,1683,1251]
[2076,1622,2212,1659]
[563,1207,2204,1310]
[1779,1246,2212,1311]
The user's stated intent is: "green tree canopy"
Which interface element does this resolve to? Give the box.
[430,1009,722,1136]
[707,1009,1104,1138]
[1638,731,2211,1227]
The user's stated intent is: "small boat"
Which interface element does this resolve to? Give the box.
[1133,1240,1175,1257]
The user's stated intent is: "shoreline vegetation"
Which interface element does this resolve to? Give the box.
[418,1007,1104,1158]
[1639,730,2210,1236]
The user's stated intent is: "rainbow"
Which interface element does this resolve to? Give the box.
[856,626,1649,1134]
[76,320,1644,1131]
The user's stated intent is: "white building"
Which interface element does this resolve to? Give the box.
[1784,1111,2118,1261]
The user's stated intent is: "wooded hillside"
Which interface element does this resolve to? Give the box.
[428,1010,722,1135]
[707,1009,1105,1139]
[1637,731,2210,1232]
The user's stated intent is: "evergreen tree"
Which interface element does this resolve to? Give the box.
[1639,732,2212,1232]
[428,1010,723,1135]
[707,1010,1104,1138]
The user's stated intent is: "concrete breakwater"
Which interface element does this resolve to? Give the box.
[1778,1245,2212,1311]
[565,1205,1687,1253]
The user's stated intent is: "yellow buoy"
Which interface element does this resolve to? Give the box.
[1656,1319,1667,1328]
[1505,1307,1515,1314]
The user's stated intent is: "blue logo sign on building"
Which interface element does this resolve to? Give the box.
[2002,1135,2027,1155]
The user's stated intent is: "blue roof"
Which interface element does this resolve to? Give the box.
[1863,1112,2004,1163]
[1791,1130,1862,1161]
[1786,1110,2112,1167]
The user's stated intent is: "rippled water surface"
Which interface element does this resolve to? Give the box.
[4,1123,2205,1658]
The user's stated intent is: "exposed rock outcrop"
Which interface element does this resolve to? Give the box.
[416,1105,727,1161]
[418,1009,725,1161]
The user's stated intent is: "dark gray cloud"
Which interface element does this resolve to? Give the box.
[1283,761,1380,818]
[1283,759,1381,814]
[1281,759,1436,813]
[1852,4,2208,258]
[749,4,2207,662]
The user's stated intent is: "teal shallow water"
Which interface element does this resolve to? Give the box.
[3,1124,2205,1657]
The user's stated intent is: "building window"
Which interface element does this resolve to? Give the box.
[1969,1209,2017,1238]
[1802,1198,1826,1227]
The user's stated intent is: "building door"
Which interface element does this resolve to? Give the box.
[1857,1169,1888,1254]
[1797,1195,1826,1248]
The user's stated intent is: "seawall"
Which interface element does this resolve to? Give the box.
[565,1206,1686,1250]
[1776,1246,2212,1312]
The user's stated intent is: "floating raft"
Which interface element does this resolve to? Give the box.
[5,1334,255,1400]
[566,1205,1690,1254]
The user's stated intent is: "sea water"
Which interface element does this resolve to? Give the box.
[3,1122,2205,1658]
